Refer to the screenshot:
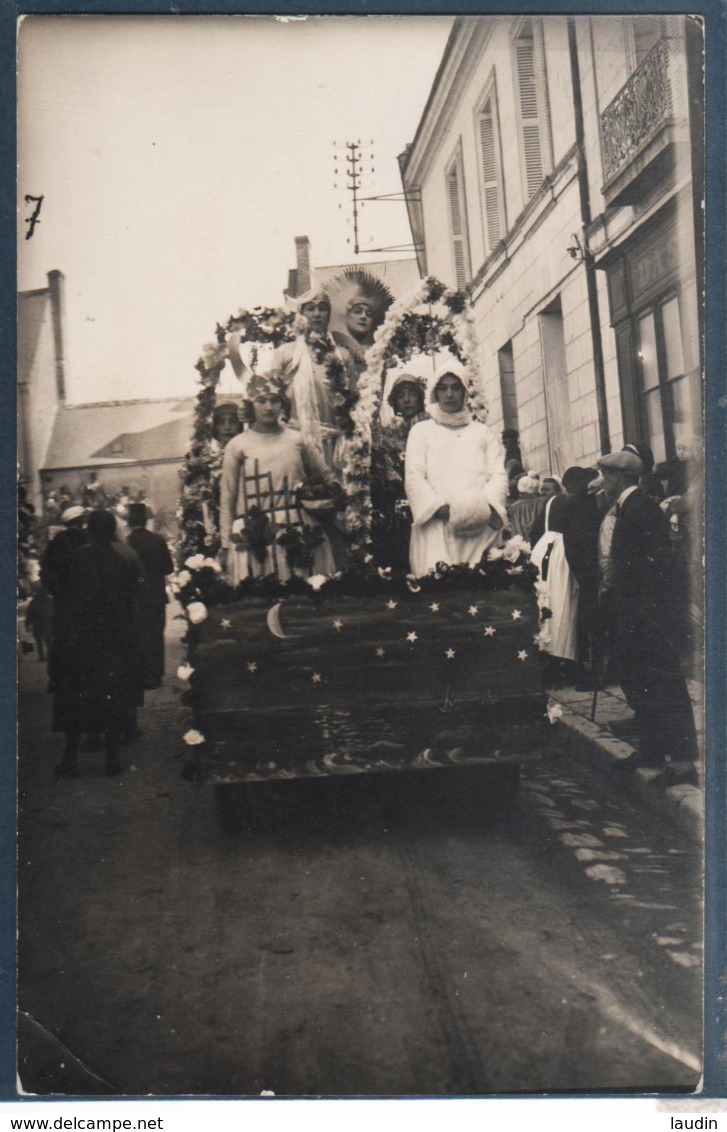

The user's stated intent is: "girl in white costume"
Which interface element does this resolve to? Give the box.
[404,363,508,576]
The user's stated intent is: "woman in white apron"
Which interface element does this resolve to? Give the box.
[530,494,579,665]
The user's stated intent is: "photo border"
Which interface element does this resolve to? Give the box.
[3,0,725,1103]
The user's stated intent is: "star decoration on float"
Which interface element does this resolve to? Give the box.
[468,605,479,617]
[221,618,232,630]
[375,647,386,658]
[483,625,497,637]
[517,650,529,662]
[246,661,258,673]
[445,648,456,660]
[406,631,418,644]
[511,609,523,621]
[311,672,322,684]
[386,600,398,611]
[429,602,440,613]
[332,619,343,631]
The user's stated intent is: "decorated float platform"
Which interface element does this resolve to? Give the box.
[175,277,548,811]
[182,564,545,791]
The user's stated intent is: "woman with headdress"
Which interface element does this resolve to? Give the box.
[218,372,336,584]
[324,269,393,377]
[268,288,357,470]
[404,361,508,576]
[370,371,429,568]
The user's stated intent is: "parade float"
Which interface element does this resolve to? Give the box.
[175,278,547,823]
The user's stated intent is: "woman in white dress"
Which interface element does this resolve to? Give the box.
[218,374,336,584]
[404,364,508,576]
[269,289,357,469]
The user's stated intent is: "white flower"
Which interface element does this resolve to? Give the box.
[175,570,192,589]
[187,601,208,625]
[305,574,328,591]
[503,534,531,561]
[546,701,564,725]
[503,542,523,564]
[176,663,194,683]
[486,547,505,561]
[183,729,206,746]
[202,557,222,573]
[184,554,206,571]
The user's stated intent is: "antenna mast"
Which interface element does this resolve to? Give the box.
[333,138,422,256]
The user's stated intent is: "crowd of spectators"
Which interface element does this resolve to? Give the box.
[504,429,702,783]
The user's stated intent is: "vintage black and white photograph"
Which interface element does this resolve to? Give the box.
[16,13,706,1097]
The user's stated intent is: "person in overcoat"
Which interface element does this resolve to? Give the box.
[125,503,175,689]
[597,451,699,775]
[52,509,143,777]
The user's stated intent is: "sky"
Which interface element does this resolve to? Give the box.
[17,15,453,404]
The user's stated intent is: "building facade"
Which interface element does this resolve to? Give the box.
[400,15,702,476]
[40,397,196,535]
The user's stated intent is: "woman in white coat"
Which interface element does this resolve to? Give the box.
[404,364,508,576]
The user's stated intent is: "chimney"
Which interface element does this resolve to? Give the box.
[47,269,67,401]
[294,236,312,296]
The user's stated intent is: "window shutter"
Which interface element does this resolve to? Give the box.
[479,102,502,248]
[515,22,546,200]
[447,163,468,289]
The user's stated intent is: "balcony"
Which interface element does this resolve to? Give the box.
[600,38,690,207]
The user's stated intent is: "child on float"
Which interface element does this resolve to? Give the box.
[218,373,336,584]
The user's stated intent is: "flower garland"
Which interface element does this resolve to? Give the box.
[172,545,537,627]
[304,329,359,438]
[177,307,297,565]
[176,307,358,565]
[340,277,487,552]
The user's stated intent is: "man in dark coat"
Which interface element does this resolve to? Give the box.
[51,510,142,777]
[125,503,175,689]
[561,466,601,687]
[597,451,699,776]
[40,506,88,695]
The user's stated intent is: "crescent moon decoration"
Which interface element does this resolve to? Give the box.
[267,601,292,640]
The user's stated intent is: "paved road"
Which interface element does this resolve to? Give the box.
[16,620,702,1097]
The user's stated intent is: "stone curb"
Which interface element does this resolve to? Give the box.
[547,698,703,845]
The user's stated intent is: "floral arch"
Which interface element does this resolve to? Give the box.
[175,277,503,595]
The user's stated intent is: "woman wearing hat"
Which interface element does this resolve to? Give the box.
[219,373,336,584]
[506,472,546,543]
[404,363,508,576]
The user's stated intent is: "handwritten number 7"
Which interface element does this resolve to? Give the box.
[24,194,44,240]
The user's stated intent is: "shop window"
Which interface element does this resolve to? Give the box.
[636,293,698,464]
[512,19,553,202]
[446,145,471,289]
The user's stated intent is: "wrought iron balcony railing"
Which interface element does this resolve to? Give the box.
[600,38,672,185]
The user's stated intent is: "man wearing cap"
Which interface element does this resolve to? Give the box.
[597,450,699,776]
[126,503,175,689]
